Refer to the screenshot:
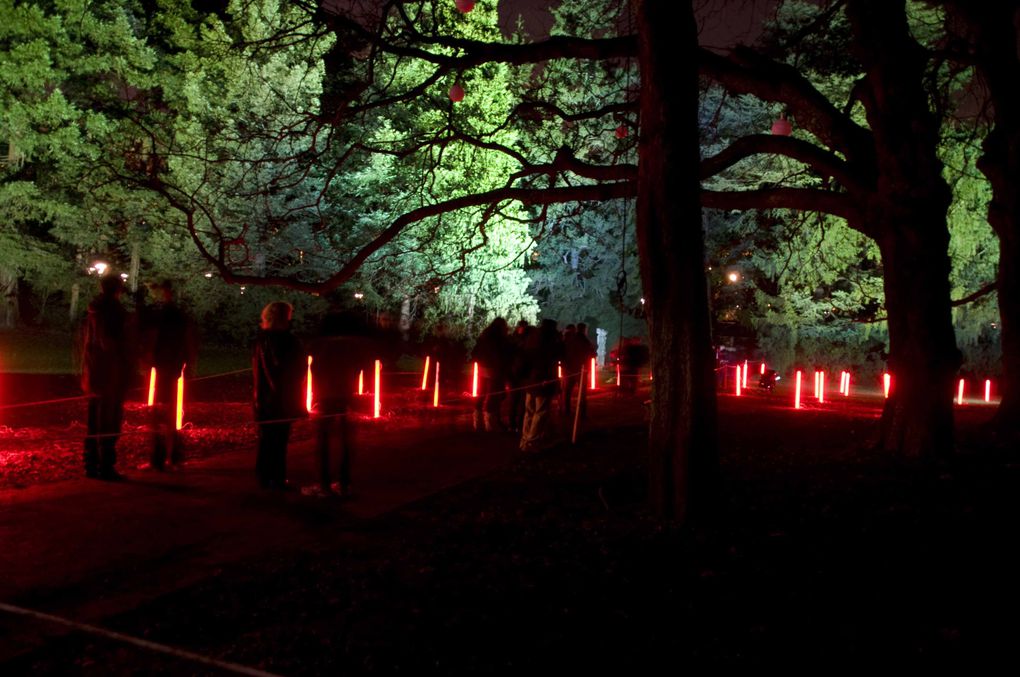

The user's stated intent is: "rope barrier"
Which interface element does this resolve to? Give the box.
[0,602,281,677]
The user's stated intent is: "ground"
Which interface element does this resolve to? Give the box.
[1,366,1019,672]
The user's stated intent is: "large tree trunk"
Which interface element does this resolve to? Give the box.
[847,0,960,457]
[949,2,1020,429]
[636,0,720,522]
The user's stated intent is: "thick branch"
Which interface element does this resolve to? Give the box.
[701,187,859,222]
[951,281,997,307]
[700,134,866,194]
[207,181,636,294]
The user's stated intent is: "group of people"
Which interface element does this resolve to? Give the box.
[470,318,596,453]
[80,275,195,481]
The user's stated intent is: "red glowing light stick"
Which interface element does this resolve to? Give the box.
[471,362,479,398]
[883,373,891,398]
[795,370,802,409]
[590,357,597,390]
[175,367,185,431]
[957,378,965,405]
[813,371,819,399]
[985,379,991,403]
[735,365,742,396]
[358,369,364,396]
[558,361,562,379]
[306,355,313,413]
[760,361,766,375]
[818,371,825,403]
[373,360,381,419]
[743,360,748,389]
[617,363,621,387]
[421,356,430,390]
[147,367,156,407]
[434,362,441,408]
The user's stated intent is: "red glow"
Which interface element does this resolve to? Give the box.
[358,369,364,396]
[306,355,313,413]
[743,360,748,388]
[374,360,381,418]
[175,368,184,430]
[735,365,742,396]
[471,362,479,398]
[449,83,465,102]
[818,371,825,403]
[434,362,441,408]
[558,361,562,379]
[883,373,891,398]
[760,361,766,375]
[147,367,156,407]
[421,356,430,390]
[590,357,597,390]
[985,379,991,403]
[455,0,475,12]
[957,378,965,405]
[795,370,802,409]
[616,363,621,387]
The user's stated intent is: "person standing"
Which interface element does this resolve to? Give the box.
[507,320,530,433]
[520,319,563,452]
[81,274,134,480]
[301,311,372,498]
[140,280,197,470]
[471,317,511,432]
[253,301,306,490]
[564,322,596,419]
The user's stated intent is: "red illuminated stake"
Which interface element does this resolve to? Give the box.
[743,361,748,389]
[735,365,742,396]
[471,362,479,398]
[760,361,766,375]
[147,367,156,407]
[795,370,802,409]
[818,371,825,403]
[985,379,991,403]
[617,363,621,387]
[434,362,441,408]
[558,361,562,379]
[358,369,364,396]
[306,355,313,413]
[175,367,185,430]
[421,356,430,390]
[883,373,891,398]
[374,360,381,418]
[957,378,965,405]
[590,357,597,390]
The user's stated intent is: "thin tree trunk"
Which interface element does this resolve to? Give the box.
[636,0,719,523]
[0,269,18,328]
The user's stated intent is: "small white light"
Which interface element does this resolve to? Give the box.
[728,272,738,282]
[204,272,213,279]
[93,262,108,276]
[120,273,129,280]
[640,298,645,305]
[354,292,364,299]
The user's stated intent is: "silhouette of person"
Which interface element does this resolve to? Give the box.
[140,280,196,470]
[253,301,306,490]
[81,274,134,480]
[302,311,373,498]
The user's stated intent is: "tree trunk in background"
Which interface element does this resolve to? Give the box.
[129,241,141,294]
[847,0,959,457]
[947,1,1020,430]
[0,269,17,328]
[399,296,413,341]
[69,282,80,322]
[636,0,720,522]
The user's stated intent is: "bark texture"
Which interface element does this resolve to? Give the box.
[636,0,720,522]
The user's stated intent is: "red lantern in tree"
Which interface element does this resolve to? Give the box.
[615,125,628,139]
[449,83,465,102]
[771,112,792,136]
[455,0,475,12]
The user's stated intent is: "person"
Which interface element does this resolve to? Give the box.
[139,280,197,470]
[470,317,511,432]
[80,274,134,480]
[559,324,577,416]
[519,319,564,452]
[618,337,650,394]
[507,320,530,433]
[301,311,373,498]
[253,301,306,490]
[564,322,596,417]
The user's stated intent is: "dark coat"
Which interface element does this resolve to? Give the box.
[522,323,564,395]
[308,334,374,413]
[140,302,196,374]
[471,327,511,381]
[253,329,306,421]
[81,294,133,397]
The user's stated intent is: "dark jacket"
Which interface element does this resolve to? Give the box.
[564,332,596,373]
[471,327,511,381]
[308,334,374,413]
[522,322,564,394]
[141,302,196,374]
[253,329,306,421]
[81,294,133,397]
